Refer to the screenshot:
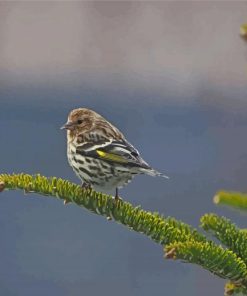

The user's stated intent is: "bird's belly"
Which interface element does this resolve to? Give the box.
[68,148,136,192]
[92,173,135,193]
[94,169,135,191]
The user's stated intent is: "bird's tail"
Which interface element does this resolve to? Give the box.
[141,168,169,179]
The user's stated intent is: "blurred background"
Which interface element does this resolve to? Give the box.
[1,2,247,295]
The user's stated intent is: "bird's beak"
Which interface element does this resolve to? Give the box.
[60,121,75,130]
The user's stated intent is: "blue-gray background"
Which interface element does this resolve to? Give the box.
[1,2,247,295]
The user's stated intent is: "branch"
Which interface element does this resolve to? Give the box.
[1,173,247,292]
[225,281,247,296]
[201,214,247,265]
[0,173,205,246]
[165,241,247,285]
[214,191,247,211]
[240,23,247,40]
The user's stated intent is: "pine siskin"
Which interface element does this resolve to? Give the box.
[61,108,168,199]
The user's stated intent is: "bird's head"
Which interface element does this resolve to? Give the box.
[61,108,98,137]
[61,107,123,142]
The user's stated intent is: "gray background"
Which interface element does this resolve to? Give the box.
[1,2,247,295]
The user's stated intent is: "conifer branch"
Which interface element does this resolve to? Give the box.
[225,281,247,296]
[201,214,247,265]
[0,173,205,245]
[165,241,247,285]
[240,23,247,40]
[1,173,247,294]
[214,191,247,211]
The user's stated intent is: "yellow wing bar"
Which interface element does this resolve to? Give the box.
[96,150,128,163]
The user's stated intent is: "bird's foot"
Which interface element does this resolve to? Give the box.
[81,182,92,190]
[114,195,123,202]
[114,188,123,202]
[106,189,123,221]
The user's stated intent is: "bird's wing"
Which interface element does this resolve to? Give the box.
[76,135,151,169]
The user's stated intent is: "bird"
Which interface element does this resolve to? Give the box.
[61,108,168,199]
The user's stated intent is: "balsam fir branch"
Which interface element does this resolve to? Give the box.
[165,241,247,284]
[225,281,247,296]
[0,173,205,245]
[201,214,247,265]
[0,173,247,294]
[240,23,247,40]
[214,191,247,211]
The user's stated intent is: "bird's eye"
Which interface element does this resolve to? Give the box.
[77,120,83,124]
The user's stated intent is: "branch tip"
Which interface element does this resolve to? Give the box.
[165,247,176,259]
[213,194,220,204]
[0,181,5,192]
[240,24,247,39]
